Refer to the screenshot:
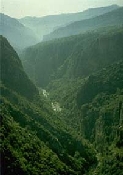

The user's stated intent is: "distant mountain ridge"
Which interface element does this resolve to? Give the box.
[43,7,123,41]
[0,13,39,50]
[19,4,119,40]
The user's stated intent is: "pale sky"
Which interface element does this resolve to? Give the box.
[1,0,123,18]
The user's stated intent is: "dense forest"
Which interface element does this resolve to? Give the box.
[1,4,123,175]
[22,26,123,87]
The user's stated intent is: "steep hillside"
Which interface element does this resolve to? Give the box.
[0,13,39,50]
[1,111,74,175]
[64,27,123,78]
[0,36,97,174]
[47,61,123,175]
[77,62,123,106]
[19,4,119,40]
[44,7,123,41]
[77,62,123,175]
[21,27,123,87]
[0,36,39,100]
[21,35,80,87]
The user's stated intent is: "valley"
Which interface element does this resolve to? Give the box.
[0,3,123,175]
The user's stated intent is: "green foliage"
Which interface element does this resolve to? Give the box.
[1,36,97,174]
[21,26,123,87]
[1,17,123,174]
[46,61,123,174]
[0,36,39,101]
[1,114,74,175]
[77,61,123,106]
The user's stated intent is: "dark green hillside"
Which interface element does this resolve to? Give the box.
[1,111,73,175]
[22,27,123,87]
[1,93,97,174]
[0,13,39,50]
[44,7,123,41]
[0,36,39,101]
[47,61,123,132]
[47,61,123,175]
[0,36,97,174]
[77,62,123,106]
[1,10,123,173]
[65,27,123,78]
[76,61,123,140]
[22,35,83,87]
[77,62,123,175]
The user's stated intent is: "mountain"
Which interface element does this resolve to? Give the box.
[47,61,123,175]
[0,13,39,50]
[1,17,123,174]
[21,26,123,87]
[0,35,39,100]
[43,7,123,41]
[0,36,97,174]
[19,4,119,40]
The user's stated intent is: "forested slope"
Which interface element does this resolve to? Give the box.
[0,36,39,101]
[47,61,123,175]
[22,27,123,87]
[1,8,123,173]
[0,36,97,175]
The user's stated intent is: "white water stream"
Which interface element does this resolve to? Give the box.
[42,89,62,112]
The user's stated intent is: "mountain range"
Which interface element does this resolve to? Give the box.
[0,13,39,50]
[0,4,120,51]
[1,4,123,175]
[43,7,123,41]
[19,4,119,41]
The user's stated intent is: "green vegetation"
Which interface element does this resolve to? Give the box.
[21,25,123,174]
[22,26,123,87]
[1,7,123,174]
[0,36,39,101]
[1,112,72,175]
[47,61,123,175]
[1,36,97,174]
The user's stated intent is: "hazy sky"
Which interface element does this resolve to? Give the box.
[1,0,123,18]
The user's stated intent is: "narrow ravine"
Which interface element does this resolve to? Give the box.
[42,89,62,112]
